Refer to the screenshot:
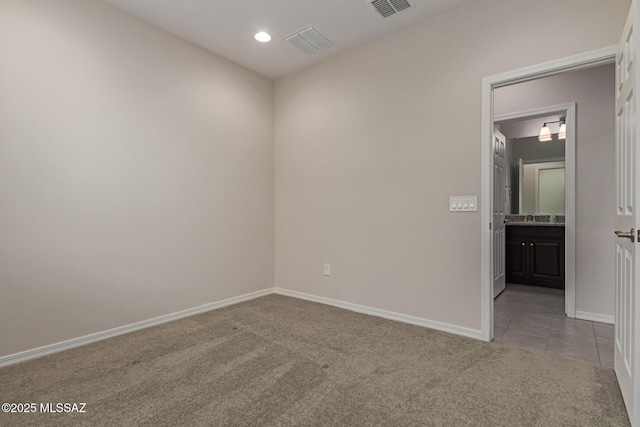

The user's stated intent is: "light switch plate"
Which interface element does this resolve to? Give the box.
[450,196,477,212]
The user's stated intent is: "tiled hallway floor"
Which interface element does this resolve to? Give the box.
[493,284,614,367]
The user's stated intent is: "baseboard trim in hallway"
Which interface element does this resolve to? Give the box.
[576,310,615,325]
[0,288,273,368]
[274,287,482,340]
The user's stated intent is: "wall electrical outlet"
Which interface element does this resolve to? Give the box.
[449,196,477,212]
[323,263,331,276]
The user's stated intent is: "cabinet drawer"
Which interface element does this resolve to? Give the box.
[506,225,564,239]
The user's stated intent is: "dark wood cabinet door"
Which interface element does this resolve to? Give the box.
[505,225,565,289]
[506,238,527,284]
[528,237,564,288]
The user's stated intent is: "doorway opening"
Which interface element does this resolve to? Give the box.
[480,46,617,343]
[493,103,576,315]
[488,101,616,365]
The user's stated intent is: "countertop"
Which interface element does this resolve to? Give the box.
[505,222,565,227]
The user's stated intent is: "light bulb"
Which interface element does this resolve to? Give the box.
[558,122,566,140]
[539,124,552,142]
[255,32,271,43]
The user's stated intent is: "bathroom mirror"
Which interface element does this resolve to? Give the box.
[518,160,565,215]
[497,114,566,215]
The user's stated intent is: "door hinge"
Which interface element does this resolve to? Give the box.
[489,222,492,230]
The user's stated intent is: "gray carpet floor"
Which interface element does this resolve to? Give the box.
[0,294,630,426]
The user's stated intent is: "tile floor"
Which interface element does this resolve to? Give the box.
[493,284,614,368]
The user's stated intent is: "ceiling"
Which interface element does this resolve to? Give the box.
[99,0,474,79]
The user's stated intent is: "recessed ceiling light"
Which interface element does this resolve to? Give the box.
[255,32,271,43]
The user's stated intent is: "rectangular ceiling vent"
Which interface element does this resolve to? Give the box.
[368,0,413,18]
[284,26,334,55]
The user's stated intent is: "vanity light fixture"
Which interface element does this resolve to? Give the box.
[255,31,271,43]
[538,124,552,142]
[538,118,566,142]
[558,119,566,140]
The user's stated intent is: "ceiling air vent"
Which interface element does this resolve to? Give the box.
[368,0,413,18]
[284,26,334,55]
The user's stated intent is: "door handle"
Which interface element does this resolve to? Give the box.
[615,228,635,242]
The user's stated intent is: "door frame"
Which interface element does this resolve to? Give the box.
[494,103,576,319]
[480,46,617,342]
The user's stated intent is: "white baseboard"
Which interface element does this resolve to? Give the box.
[575,310,615,325]
[1,287,485,368]
[0,288,274,368]
[274,287,482,340]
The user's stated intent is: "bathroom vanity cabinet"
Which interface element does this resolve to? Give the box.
[505,225,565,289]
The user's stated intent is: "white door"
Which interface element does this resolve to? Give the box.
[493,129,506,298]
[615,1,640,423]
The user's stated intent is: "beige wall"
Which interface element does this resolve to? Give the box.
[275,0,629,330]
[495,64,616,318]
[0,0,274,357]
